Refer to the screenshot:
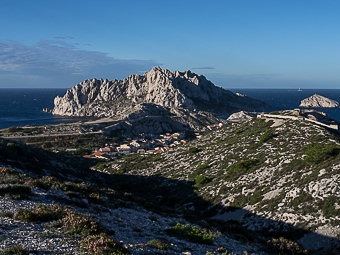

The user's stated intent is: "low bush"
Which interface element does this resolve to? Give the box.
[62,210,100,236]
[0,184,31,200]
[225,159,261,180]
[0,245,29,255]
[304,144,340,165]
[194,174,211,188]
[81,233,129,255]
[189,163,210,180]
[13,204,64,223]
[188,147,201,154]
[166,223,220,245]
[267,237,307,255]
[146,239,169,250]
[319,196,339,217]
[0,167,24,185]
[258,129,276,144]
[24,176,61,190]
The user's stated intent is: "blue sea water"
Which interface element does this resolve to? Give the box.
[231,89,340,122]
[0,88,70,129]
[0,88,340,129]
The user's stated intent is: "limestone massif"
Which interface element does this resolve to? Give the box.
[300,94,339,108]
[52,67,265,134]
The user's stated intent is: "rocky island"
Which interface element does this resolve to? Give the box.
[299,94,339,108]
[52,67,266,136]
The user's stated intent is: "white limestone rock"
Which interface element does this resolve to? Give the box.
[52,67,266,118]
[300,94,339,108]
[227,111,257,122]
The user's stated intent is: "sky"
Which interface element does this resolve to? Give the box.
[0,0,340,89]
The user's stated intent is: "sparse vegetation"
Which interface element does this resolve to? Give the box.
[62,210,100,236]
[194,174,211,188]
[146,239,169,250]
[267,237,307,255]
[13,204,64,223]
[0,184,31,200]
[225,158,261,180]
[258,129,276,144]
[0,245,29,255]
[166,223,220,244]
[188,146,201,154]
[82,233,129,255]
[304,144,340,165]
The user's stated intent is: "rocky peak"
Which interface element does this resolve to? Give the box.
[52,67,266,118]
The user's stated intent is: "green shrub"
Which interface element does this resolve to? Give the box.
[225,159,261,180]
[13,204,64,223]
[117,154,150,173]
[62,210,100,236]
[0,184,31,200]
[24,176,61,190]
[319,196,339,217]
[96,162,108,171]
[304,144,340,164]
[0,211,14,218]
[188,147,201,154]
[189,163,210,180]
[0,245,29,255]
[166,223,220,245]
[290,192,313,209]
[267,237,307,255]
[152,156,162,162]
[82,233,129,255]
[194,174,211,188]
[0,167,24,184]
[146,239,169,250]
[258,129,275,144]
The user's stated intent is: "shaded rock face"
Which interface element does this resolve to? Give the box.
[52,67,265,117]
[101,103,221,137]
[300,94,339,108]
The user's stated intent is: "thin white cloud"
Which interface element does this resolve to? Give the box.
[0,40,159,88]
[54,36,74,40]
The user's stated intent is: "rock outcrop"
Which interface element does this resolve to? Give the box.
[52,67,266,134]
[300,94,339,108]
[227,111,257,122]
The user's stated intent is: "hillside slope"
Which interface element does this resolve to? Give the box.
[0,139,262,254]
[106,114,340,252]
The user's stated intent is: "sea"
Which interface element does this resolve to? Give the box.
[1,88,340,129]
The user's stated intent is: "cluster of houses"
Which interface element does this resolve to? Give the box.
[83,132,187,159]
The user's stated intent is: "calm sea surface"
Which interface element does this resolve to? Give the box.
[231,89,340,122]
[1,88,340,129]
[0,88,69,129]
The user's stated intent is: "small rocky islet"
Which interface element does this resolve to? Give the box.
[300,94,339,108]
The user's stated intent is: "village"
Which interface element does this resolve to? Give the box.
[83,122,228,160]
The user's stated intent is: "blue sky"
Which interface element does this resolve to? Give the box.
[1,0,340,88]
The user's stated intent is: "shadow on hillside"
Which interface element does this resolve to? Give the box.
[89,171,340,253]
[0,139,339,254]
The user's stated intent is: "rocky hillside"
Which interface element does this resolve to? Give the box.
[300,94,339,108]
[51,67,265,135]
[102,112,340,253]
[0,138,262,254]
[2,111,340,254]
